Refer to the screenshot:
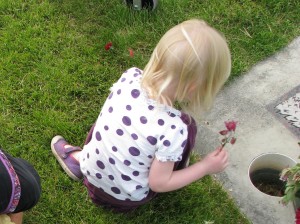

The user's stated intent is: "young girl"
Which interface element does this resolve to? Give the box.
[51,19,231,212]
[0,149,41,224]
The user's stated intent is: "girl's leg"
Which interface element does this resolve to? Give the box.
[9,212,23,224]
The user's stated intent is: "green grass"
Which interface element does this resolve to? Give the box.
[0,0,299,223]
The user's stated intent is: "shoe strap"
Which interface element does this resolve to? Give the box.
[62,146,82,159]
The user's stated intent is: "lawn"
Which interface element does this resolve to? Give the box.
[0,0,299,223]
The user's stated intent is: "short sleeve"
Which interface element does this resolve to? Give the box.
[155,124,188,162]
[110,67,142,92]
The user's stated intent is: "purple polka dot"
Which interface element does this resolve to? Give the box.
[133,171,139,176]
[129,81,133,84]
[87,153,90,159]
[171,125,176,129]
[121,174,131,181]
[163,140,171,147]
[116,129,124,136]
[87,170,90,175]
[140,116,147,124]
[104,125,109,130]
[121,78,126,82]
[96,160,105,169]
[111,187,121,194]
[144,191,149,194]
[181,140,187,147]
[108,92,113,99]
[160,135,165,140]
[148,155,153,159]
[124,160,131,166]
[126,105,132,110]
[122,116,131,126]
[109,158,115,164]
[180,130,184,135]
[139,162,144,165]
[95,148,99,154]
[147,136,157,145]
[108,106,113,113]
[169,112,176,117]
[109,175,114,180]
[96,173,102,179]
[129,147,140,156]
[136,185,142,190]
[112,146,118,152]
[131,133,138,140]
[95,131,102,141]
[148,105,154,110]
[131,89,140,98]
[125,198,131,201]
[135,68,141,73]
[117,89,121,94]
[158,119,165,126]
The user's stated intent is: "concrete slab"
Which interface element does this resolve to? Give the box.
[195,36,300,224]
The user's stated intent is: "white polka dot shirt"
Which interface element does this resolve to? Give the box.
[79,67,188,201]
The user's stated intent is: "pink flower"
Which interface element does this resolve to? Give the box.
[105,42,113,51]
[219,120,238,149]
[225,121,238,132]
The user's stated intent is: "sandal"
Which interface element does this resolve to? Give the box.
[51,135,83,181]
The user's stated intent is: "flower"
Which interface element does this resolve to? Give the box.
[104,42,113,51]
[225,121,237,131]
[219,120,238,149]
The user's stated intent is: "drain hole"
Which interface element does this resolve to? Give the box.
[250,168,285,197]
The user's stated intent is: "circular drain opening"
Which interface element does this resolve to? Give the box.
[250,168,285,197]
[248,153,296,197]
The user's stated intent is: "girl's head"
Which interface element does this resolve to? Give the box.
[141,19,231,118]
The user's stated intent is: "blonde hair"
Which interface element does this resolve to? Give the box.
[141,19,231,120]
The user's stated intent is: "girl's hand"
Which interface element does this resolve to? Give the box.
[200,147,229,174]
[148,147,229,192]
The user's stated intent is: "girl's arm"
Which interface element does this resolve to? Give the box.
[148,147,229,192]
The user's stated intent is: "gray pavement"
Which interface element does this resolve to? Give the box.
[195,36,300,224]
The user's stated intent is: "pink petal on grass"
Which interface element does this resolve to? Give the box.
[105,42,113,50]
[129,48,134,57]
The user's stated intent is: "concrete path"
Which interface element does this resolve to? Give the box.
[195,36,300,224]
